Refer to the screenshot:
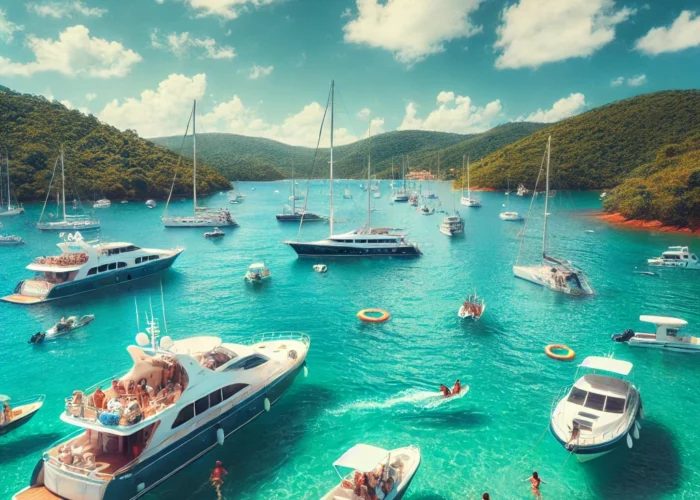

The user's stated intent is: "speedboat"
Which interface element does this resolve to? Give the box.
[93,199,111,209]
[13,327,310,500]
[550,356,642,462]
[29,314,95,342]
[419,204,434,215]
[440,214,463,237]
[0,394,45,436]
[2,232,183,305]
[321,444,421,500]
[647,246,699,269]
[612,316,700,353]
[313,264,328,273]
[204,227,225,239]
[392,192,409,203]
[0,233,24,246]
[458,294,485,320]
[145,200,156,209]
[244,262,271,282]
[499,211,523,221]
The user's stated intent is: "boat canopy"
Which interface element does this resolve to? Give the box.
[249,263,266,269]
[167,336,222,355]
[639,315,688,328]
[580,356,632,376]
[333,444,388,474]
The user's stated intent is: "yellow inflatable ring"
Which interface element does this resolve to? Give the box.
[357,309,390,323]
[545,344,575,361]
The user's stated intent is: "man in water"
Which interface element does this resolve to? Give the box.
[210,461,228,499]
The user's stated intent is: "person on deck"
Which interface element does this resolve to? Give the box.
[452,379,462,395]
[439,384,452,397]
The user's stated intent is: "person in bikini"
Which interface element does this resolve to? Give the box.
[439,384,452,397]
[523,471,546,498]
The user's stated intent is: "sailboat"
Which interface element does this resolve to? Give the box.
[36,148,99,231]
[162,101,237,228]
[275,163,324,222]
[513,136,594,296]
[285,82,420,258]
[392,157,409,203]
[425,153,438,199]
[500,177,522,221]
[460,155,481,207]
[0,152,25,217]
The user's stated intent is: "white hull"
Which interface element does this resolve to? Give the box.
[439,226,454,237]
[460,197,480,207]
[627,339,700,353]
[647,260,700,270]
[513,264,593,296]
[163,218,236,227]
[37,221,100,231]
[0,207,24,217]
[499,212,522,221]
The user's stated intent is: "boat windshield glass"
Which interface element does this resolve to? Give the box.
[568,388,626,414]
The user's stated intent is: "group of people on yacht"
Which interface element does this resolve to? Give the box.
[35,252,88,266]
[342,459,403,500]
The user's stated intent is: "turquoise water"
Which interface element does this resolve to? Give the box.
[1,182,699,500]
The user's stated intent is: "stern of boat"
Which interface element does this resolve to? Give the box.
[1,280,51,305]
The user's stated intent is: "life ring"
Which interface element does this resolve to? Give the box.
[545,344,575,361]
[357,309,390,323]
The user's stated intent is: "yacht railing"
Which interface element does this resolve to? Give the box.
[245,331,311,347]
[3,394,45,409]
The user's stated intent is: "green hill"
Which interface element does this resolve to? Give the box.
[460,90,700,191]
[0,86,231,202]
[603,132,700,229]
[150,122,544,181]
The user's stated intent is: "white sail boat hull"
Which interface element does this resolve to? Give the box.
[162,217,236,227]
[513,264,594,296]
[0,207,24,217]
[37,220,100,231]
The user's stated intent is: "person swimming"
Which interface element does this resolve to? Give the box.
[210,460,228,500]
[523,471,546,498]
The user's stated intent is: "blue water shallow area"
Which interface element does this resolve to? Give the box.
[1,181,699,499]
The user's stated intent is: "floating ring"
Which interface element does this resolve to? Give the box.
[545,344,575,361]
[357,309,390,323]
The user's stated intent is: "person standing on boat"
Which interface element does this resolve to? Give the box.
[3,402,12,423]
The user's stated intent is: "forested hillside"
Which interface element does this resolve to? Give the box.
[0,86,231,201]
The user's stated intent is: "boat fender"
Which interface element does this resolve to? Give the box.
[626,433,633,449]
[640,406,645,419]
[216,428,225,446]
[633,424,640,440]
[264,398,271,412]
[137,483,145,492]
[303,365,309,378]
[635,420,642,431]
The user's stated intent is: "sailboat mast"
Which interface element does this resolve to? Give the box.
[60,146,66,222]
[437,152,440,181]
[192,100,197,218]
[6,153,10,210]
[329,80,335,236]
[467,155,471,199]
[366,123,371,230]
[461,155,465,196]
[291,161,295,213]
[542,136,551,261]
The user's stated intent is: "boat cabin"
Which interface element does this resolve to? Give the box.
[661,246,697,261]
[638,315,690,341]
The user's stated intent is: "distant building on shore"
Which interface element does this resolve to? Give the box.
[406,170,435,180]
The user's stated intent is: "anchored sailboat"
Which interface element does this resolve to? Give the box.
[162,101,237,228]
[513,136,593,296]
[0,152,24,217]
[285,82,420,258]
[460,155,481,207]
[276,163,324,222]
[499,177,522,221]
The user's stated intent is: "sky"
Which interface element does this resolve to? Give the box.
[0,0,699,147]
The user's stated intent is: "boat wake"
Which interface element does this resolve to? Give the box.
[330,387,469,415]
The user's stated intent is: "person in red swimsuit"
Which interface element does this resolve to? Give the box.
[210,460,228,498]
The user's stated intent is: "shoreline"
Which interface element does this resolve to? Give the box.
[597,212,700,235]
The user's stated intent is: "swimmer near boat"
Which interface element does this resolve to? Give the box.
[210,460,228,500]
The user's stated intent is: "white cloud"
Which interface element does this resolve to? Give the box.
[60,99,90,114]
[357,107,371,120]
[626,74,647,86]
[635,10,700,55]
[0,9,23,43]
[341,7,352,18]
[155,0,165,3]
[494,0,635,69]
[178,0,279,20]
[85,92,97,101]
[151,29,236,60]
[518,93,586,123]
[0,25,141,78]
[27,1,107,18]
[343,0,483,65]
[398,92,502,133]
[611,76,624,86]
[248,64,273,79]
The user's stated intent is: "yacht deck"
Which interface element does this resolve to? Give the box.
[14,486,62,500]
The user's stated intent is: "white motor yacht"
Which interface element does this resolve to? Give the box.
[440,214,464,237]
[647,246,699,269]
[550,356,642,462]
[145,200,156,209]
[321,444,421,500]
[13,326,310,500]
[93,199,111,209]
[2,232,182,305]
[516,184,529,196]
[612,316,700,353]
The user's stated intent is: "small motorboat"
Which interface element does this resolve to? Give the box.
[458,293,486,320]
[499,211,523,221]
[440,214,464,237]
[419,204,434,215]
[0,394,45,436]
[647,246,699,269]
[145,199,156,209]
[244,262,271,283]
[612,315,700,353]
[31,315,95,342]
[550,356,642,462]
[92,199,111,209]
[321,444,421,500]
[313,264,328,273]
[204,227,225,239]
[0,233,24,246]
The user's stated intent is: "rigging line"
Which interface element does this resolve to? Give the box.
[515,145,547,265]
[164,105,194,217]
[296,84,332,241]
[38,154,60,223]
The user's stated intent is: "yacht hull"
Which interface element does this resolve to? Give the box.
[162,218,237,228]
[37,222,100,231]
[287,242,421,258]
[627,338,700,353]
[15,362,306,500]
[275,214,325,222]
[2,252,182,305]
[513,265,593,296]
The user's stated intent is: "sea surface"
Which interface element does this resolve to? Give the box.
[1,181,699,500]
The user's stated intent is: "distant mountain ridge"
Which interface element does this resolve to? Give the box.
[150,123,545,181]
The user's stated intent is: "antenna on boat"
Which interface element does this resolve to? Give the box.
[160,280,168,336]
[135,297,140,332]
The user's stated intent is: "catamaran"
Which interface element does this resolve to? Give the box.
[286,82,421,258]
[13,308,310,500]
[0,152,24,217]
[513,137,593,296]
[460,155,481,208]
[1,232,182,305]
[37,148,100,231]
[162,101,237,228]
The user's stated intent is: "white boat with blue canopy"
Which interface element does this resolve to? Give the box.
[612,316,699,353]
[550,356,642,462]
[322,444,421,500]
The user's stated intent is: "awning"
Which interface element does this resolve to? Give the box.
[640,315,688,328]
[333,444,388,473]
[580,356,632,376]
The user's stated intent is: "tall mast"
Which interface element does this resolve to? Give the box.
[437,152,440,181]
[329,80,335,236]
[291,161,295,213]
[366,122,372,231]
[60,145,66,222]
[542,136,551,261]
[192,100,197,218]
[6,152,10,210]
[467,155,471,200]
[461,155,465,196]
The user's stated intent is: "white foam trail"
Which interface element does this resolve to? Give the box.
[329,387,469,415]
